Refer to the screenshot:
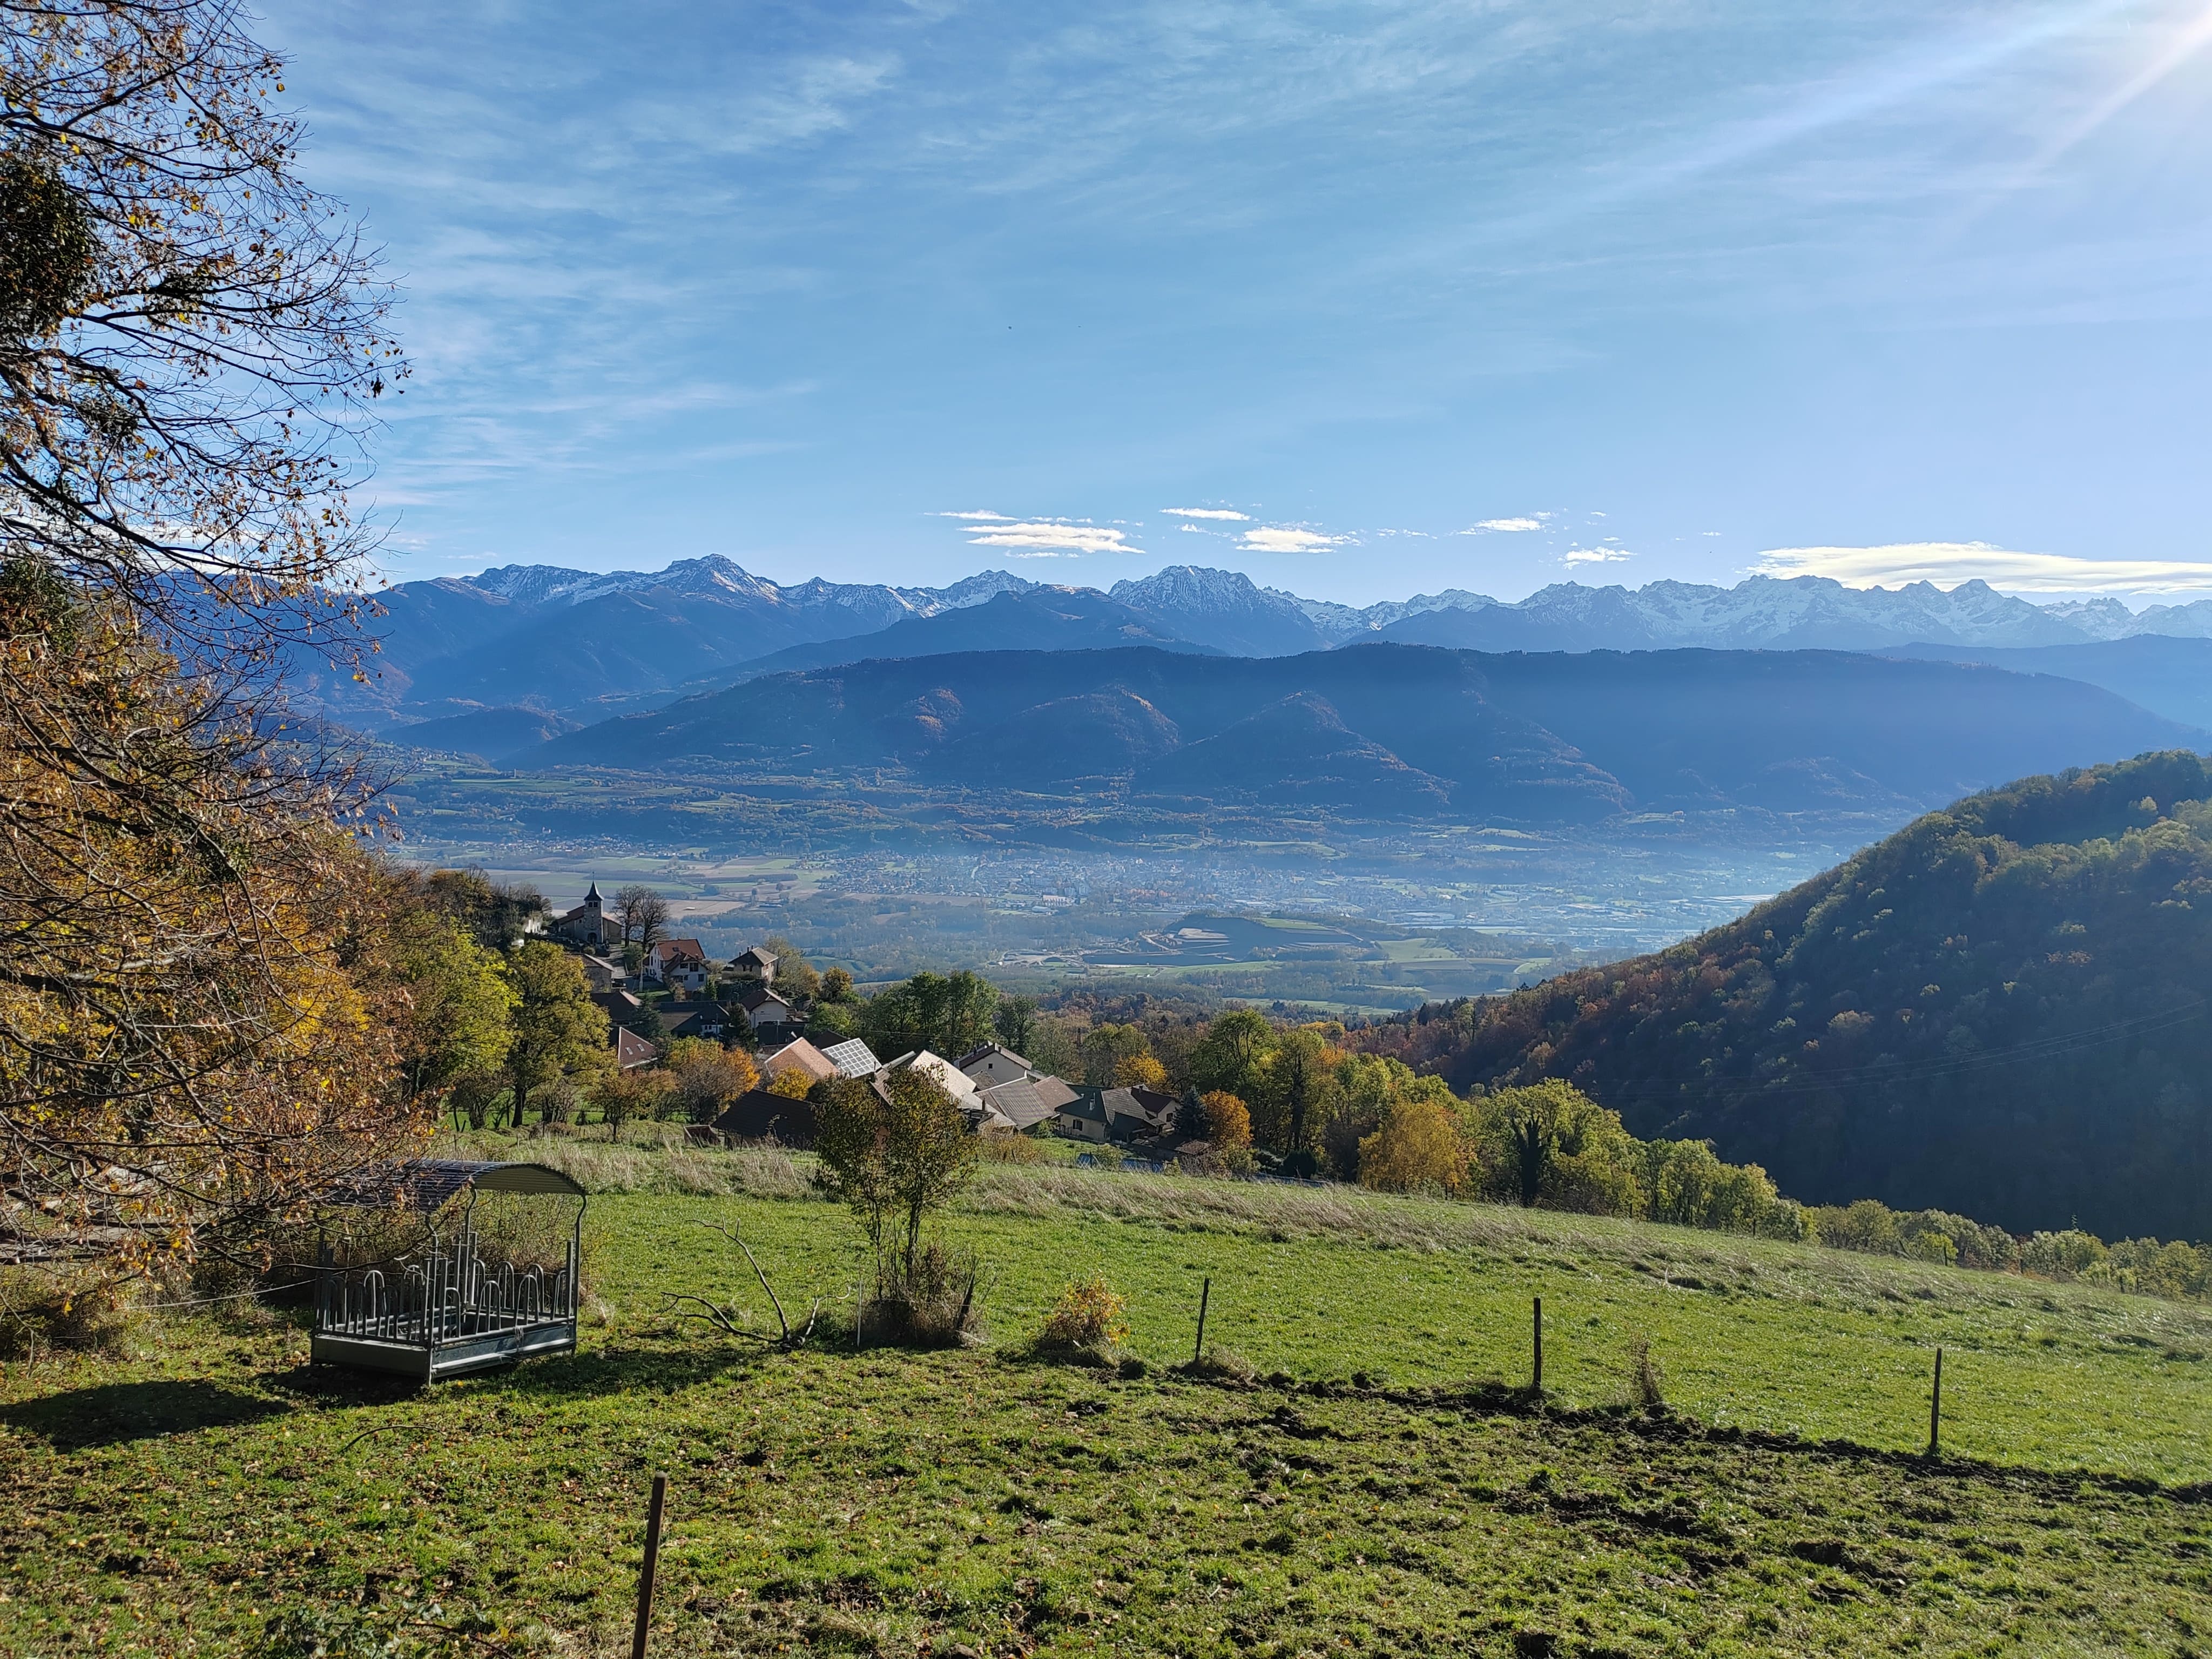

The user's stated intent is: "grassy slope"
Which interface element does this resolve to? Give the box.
[4,1148,2211,1657]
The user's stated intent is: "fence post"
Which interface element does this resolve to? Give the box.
[630,1473,667,1659]
[1193,1277,1212,1365]
[1928,1347,1943,1458]
[1532,1296,1543,1394]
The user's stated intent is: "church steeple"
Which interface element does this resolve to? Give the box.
[584,880,602,910]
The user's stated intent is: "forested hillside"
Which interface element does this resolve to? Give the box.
[1358,752,2212,1239]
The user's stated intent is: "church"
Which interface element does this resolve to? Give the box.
[548,881,621,952]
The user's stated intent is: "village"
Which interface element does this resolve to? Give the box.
[545,881,1201,1157]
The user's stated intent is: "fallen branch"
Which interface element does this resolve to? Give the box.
[663,1224,820,1349]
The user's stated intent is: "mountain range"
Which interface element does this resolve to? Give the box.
[1358,751,2212,1239]
[521,643,2201,824]
[300,556,2212,746]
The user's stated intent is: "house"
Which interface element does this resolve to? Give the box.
[975,1076,1067,1131]
[645,938,710,993]
[660,1002,731,1043]
[712,1088,815,1147]
[579,953,622,992]
[955,1043,1036,1089]
[760,1037,836,1089]
[736,986,802,1036]
[548,881,621,952]
[1103,1085,1181,1141]
[1053,1088,1110,1143]
[955,1043,1077,1129]
[819,1037,881,1078]
[591,988,644,1024]
[730,946,778,984]
[882,1050,979,1110]
[615,1027,658,1070]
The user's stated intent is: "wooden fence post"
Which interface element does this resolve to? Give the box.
[630,1473,668,1659]
[1532,1296,1543,1393]
[1928,1347,1943,1458]
[1193,1276,1211,1365]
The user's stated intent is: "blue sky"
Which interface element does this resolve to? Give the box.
[264,0,2212,604]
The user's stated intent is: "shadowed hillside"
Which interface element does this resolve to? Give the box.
[524,644,2203,824]
[1359,752,2212,1238]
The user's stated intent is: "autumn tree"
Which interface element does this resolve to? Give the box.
[861,970,997,1058]
[665,1038,757,1125]
[389,912,515,1105]
[0,2,413,1264]
[1191,1008,1274,1102]
[1358,1097,1469,1195]
[1257,1027,1339,1160]
[503,943,609,1126]
[1113,1052,1169,1091]
[1201,1090,1252,1151]
[1471,1080,1641,1213]
[761,935,820,1001]
[1080,1022,1150,1087]
[614,885,669,954]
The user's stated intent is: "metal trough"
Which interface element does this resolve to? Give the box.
[311,1159,586,1385]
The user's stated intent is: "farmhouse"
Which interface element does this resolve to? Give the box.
[730,946,778,984]
[760,1036,837,1088]
[646,938,710,992]
[1103,1085,1180,1139]
[736,986,802,1036]
[659,1001,731,1042]
[1053,1089,1110,1143]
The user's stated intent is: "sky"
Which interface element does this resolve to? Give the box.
[262,0,2212,605]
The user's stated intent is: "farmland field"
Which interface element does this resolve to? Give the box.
[4,1139,2210,1657]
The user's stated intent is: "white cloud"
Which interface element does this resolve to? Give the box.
[965,521,1139,556]
[1162,507,1251,521]
[1240,527,1350,554]
[1754,542,2212,594]
[1460,516,1548,534]
[1564,545,1634,565]
[935,509,1014,521]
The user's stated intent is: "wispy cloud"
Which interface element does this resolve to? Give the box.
[1241,527,1351,554]
[1162,507,1251,521]
[964,520,1140,556]
[1462,515,1550,534]
[1564,545,1634,565]
[935,509,1016,521]
[1756,542,2212,593]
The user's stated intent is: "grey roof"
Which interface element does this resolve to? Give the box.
[820,1037,881,1078]
[321,1159,586,1210]
[977,1077,1057,1130]
[739,986,798,1016]
[1028,1074,1079,1111]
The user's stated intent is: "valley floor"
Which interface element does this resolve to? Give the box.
[4,1149,2210,1656]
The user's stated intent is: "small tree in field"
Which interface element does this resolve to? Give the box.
[816,1068,977,1280]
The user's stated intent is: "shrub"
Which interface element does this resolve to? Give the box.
[859,1238,988,1348]
[2023,1229,2108,1280]
[1628,1336,1665,1409]
[1037,1274,1129,1355]
[977,1129,1045,1164]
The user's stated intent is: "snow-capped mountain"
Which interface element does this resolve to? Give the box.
[1376,576,2207,653]
[313,554,2212,744]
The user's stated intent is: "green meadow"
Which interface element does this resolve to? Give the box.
[4,1141,2210,1657]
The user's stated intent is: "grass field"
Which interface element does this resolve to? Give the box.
[4,1141,2210,1657]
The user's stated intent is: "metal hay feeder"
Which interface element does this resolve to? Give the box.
[311,1159,586,1385]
